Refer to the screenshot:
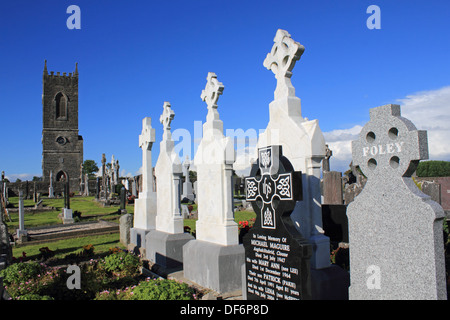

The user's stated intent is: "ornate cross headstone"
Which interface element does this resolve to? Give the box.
[201,72,224,112]
[263,29,305,100]
[243,145,312,300]
[139,117,156,193]
[160,101,175,140]
[347,104,447,300]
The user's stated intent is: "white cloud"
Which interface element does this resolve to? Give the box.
[233,145,257,177]
[323,86,450,173]
[397,86,450,160]
[5,173,40,182]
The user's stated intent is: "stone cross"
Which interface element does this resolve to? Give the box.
[17,190,27,241]
[201,72,224,112]
[263,29,305,99]
[323,144,332,172]
[160,101,175,140]
[199,72,227,140]
[139,117,156,193]
[347,104,447,300]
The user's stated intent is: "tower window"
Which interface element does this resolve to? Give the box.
[55,92,68,120]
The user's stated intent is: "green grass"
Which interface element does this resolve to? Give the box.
[7,196,256,262]
[12,232,124,261]
[5,196,133,229]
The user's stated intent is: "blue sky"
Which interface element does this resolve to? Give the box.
[0,0,449,181]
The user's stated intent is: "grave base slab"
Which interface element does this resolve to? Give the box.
[146,230,194,269]
[130,227,153,250]
[183,240,245,294]
[310,265,349,300]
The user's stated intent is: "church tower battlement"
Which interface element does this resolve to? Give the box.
[42,60,83,192]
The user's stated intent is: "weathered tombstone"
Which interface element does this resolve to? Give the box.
[0,206,12,270]
[131,177,137,197]
[323,144,332,172]
[347,104,447,300]
[146,102,194,268]
[48,170,54,198]
[421,181,441,205]
[243,145,312,300]
[180,204,189,219]
[16,190,28,242]
[62,181,74,224]
[181,156,195,202]
[183,72,244,293]
[95,177,100,199]
[83,173,89,196]
[119,187,127,214]
[130,117,157,250]
[120,213,134,246]
[322,171,344,205]
[193,180,198,204]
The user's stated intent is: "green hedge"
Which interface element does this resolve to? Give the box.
[416,160,450,177]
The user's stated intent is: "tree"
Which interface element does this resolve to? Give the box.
[82,160,99,179]
[416,160,450,177]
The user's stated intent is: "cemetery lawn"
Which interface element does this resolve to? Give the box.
[5,196,133,228]
[12,232,124,262]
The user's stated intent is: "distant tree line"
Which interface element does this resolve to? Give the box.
[416,160,450,177]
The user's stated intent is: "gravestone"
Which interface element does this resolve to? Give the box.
[119,187,127,214]
[62,181,74,224]
[256,29,349,299]
[83,173,89,196]
[0,211,12,270]
[181,156,195,202]
[243,145,312,300]
[347,104,447,300]
[183,72,244,293]
[146,102,194,269]
[257,29,329,269]
[421,181,441,205]
[16,190,28,242]
[322,171,343,204]
[48,170,54,198]
[130,117,157,250]
[120,213,133,246]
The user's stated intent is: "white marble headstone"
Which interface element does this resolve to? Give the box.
[258,29,329,269]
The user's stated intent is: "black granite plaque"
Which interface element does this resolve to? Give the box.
[243,145,312,300]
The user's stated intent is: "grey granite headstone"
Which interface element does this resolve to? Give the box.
[347,104,447,300]
[421,181,441,205]
[120,213,134,246]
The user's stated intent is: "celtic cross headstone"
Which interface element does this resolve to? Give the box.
[243,145,312,300]
[347,104,447,300]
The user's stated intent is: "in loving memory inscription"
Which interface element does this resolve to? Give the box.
[243,145,312,300]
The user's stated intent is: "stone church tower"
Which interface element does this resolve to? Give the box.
[42,61,83,192]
